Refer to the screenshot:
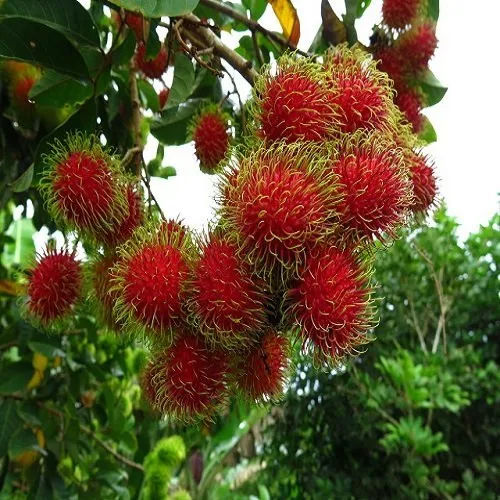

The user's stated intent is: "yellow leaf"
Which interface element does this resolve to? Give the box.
[269,0,300,46]
[0,280,23,296]
[27,370,44,390]
[33,353,49,372]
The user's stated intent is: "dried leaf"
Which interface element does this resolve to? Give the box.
[321,0,346,46]
[269,0,300,46]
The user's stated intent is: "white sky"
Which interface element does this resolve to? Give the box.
[145,0,500,238]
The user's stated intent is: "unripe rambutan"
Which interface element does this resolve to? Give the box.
[111,223,195,342]
[136,43,168,79]
[406,150,438,213]
[287,246,375,364]
[188,232,267,349]
[189,106,231,173]
[234,330,290,403]
[152,333,229,421]
[329,132,412,242]
[382,0,422,29]
[159,88,169,109]
[396,21,438,73]
[395,88,425,133]
[324,45,396,134]
[251,56,337,143]
[40,133,128,237]
[24,246,82,328]
[220,143,340,272]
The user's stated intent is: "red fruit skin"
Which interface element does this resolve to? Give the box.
[27,248,82,324]
[395,88,424,133]
[191,235,266,346]
[159,88,169,109]
[12,75,36,109]
[332,141,410,241]
[374,46,406,88]
[288,246,373,363]
[382,0,421,29]
[53,152,115,230]
[159,219,188,243]
[408,152,438,213]
[258,71,336,143]
[193,112,230,172]
[135,43,168,79]
[236,331,289,403]
[154,334,228,421]
[122,244,188,333]
[125,12,146,40]
[397,22,438,73]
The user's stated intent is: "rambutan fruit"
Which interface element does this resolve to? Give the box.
[40,133,128,237]
[24,246,82,328]
[405,150,438,213]
[125,11,148,41]
[234,330,290,403]
[396,21,438,74]
[329,132,412,243]
[220,143,340,273]
[159,88,169,109]
[251,56,337,143]
[136,43,168,79]
[97,183,144,248]
[188,232,267,349]
[140,360,161,411]
[158,218,188,243]
[395,88,425,133]
[382,0,422,29]
[152,333,229,421]
[324,45,396,134]
[111,222,195,342]
[188,105,231,174]
[374,46,406,88]
[287,245,375,364]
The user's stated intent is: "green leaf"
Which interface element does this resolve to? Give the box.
[111,31,137,67]
[155,166,176,179]
[138,79,160,113]
[0,0,100,47]
[8,427,39,459]
[151,98,205,145]
[243,0,267,20]
[108,0,200,18]
[28,341,66,359]
[0,19,90,79]
[2,218,36,268]
[11,165,34,193]
[167,54,195,109]
[417,70,447,107]
[29,70,93,107]
[428,0,439,21]
[356,0,371,17]
[419,117,437,144]
[0,400,21,456]
[0,362,33,394]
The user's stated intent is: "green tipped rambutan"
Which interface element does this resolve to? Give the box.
[324,44,397,134]
[136,43,168,79]
[382,0,423,29]
[158,218,189,243]
[152,333,229,422]
[220,142,340,273]
[287,245,375,365]
[329,132,412,243]
[188,105,231,173]
[23,246,82,329]
[396,21,438,74]
[251,56,338,143]
[234,330,290,403]
[405,150,438,214]
[188,232,267,350]
[110,222,195,343]
[40,133,128,237]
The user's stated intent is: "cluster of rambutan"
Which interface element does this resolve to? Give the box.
[22,44,437,423]
[372,0,439,133]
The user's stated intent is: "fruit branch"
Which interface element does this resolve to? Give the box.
[129,69,143,176]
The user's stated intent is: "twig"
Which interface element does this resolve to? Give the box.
[81,425,144,472]
[129,70,143,176]
[406,293,428,354]
[121,146,142,168]
[251,30,265,68]
[141,172,166,221]
[222,65,246,133]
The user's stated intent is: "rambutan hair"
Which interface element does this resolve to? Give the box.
[158,218,189,244]
[287,245,375,365]
[234,330,291,403]
[188,105,232,173]
[329,131,413,243]
[219,142,340,274]
[324,44,398,134]
[382,0,423,30]
[40,132,128,238]
[151,333,229,422]
[405,150,438,214]
[395,87,425,133]
[250,55,338,143]
[110,222,195,344]
[187,231,267,350]
[396,21,438,74]
[140,359,161,412]
[135,43,168,79]
[23,245,83,330]
[373,45,406,88]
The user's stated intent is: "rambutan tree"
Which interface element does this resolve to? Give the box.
[0,0,446,497]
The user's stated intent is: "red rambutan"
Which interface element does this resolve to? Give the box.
[252,57,337,143]
[287,246,374,364]
[136,43,168,79]
[153,333,229,421]
[374,46,406,88]
[159,88,169,109]
[125,11,147,41]
[396,21,438,73]
[406,150,438,213]
[395,88,425,133]
[188,106,231,173]
[25,246,82,327]
[221,144,339,272]
[140,360,161,411]
[188,233,266,349]
[158,218,188,243]
[382,0,422,29]
[330,132,412,242]
[235,330,290,403]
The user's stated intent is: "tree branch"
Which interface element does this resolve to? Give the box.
[129,70,143,176]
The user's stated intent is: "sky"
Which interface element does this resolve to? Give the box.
[142,0,500,239]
